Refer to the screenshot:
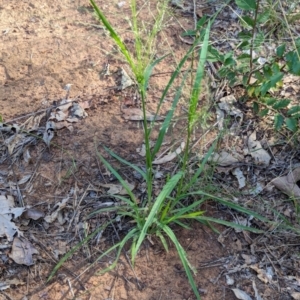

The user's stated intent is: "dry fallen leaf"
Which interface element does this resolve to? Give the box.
[22,113,45,131]
[44,197,69,223]
[5,133,26,155]
[248,132,271,166]
[272,167,300,198]
[120,67,134,89]
[210,151,240,166]
[17,174,31,185]
[9,237,38,266]
[218,95,243,119]
[226,275,234,285]
[291,292,300,300]
[136,144,146,156]
[153,142,185,164]
[49,110,67,122]
[250,264,273,283]
[98,180,135,195]
[232,288,252,300]
[22,208,45,220]
[0,279,24,291]
[43,120,55,147]
[0,195,25,241]
[232,167,246,189]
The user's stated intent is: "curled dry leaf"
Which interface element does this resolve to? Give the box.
[53,240,68,259]
[5,133,26,155]
[216,107,225,130]
[17,174,31,185]
[120,67,134,89]
[153,142,185,164]
[43,120,55,147]
[0,194,25,241]
[49,110,67,122]
[218,95,243,120]
[0,279,24,291]
[226,275,234,285]
[22,208,45,220]
[23,148,32,165]
[232,168,246,189]
[9,237,38,266]
[68,102,88,120]
[248,132,271,166]
[291,292,300,300]
[21,113,45,131]
[210,151,240,166]
[250,264,273,284]
[136,144,146,157]
[272,167,300,198]
[0,122,20,133]
[58,99,73,112]
[232,288,252,300]
[44,197,69,223]
[98,180,135,195]
[241,253,255,265]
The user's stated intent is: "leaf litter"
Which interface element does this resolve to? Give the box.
[1,0,300,299]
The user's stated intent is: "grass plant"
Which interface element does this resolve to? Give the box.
[48,1,269,298]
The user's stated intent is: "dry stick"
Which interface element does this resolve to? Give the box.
[67,278,75,298]
[278,1,300,61]
[67,184,90,232]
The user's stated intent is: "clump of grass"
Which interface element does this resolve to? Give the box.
[48,1,268,298]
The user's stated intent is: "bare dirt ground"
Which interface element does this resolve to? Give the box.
[1,0,300,299]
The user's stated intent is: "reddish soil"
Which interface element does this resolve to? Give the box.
[0,1,297,300]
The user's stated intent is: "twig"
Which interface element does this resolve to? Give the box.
[67,278,75,297]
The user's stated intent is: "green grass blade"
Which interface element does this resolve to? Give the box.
[160,199,172,222]
[132,172,184,260]
[182,140,217,193]
[105,194,138,208]
[167,199,206,223]
[188,21,211,129]
[173,220,192,229]
[196,216,263,233]
[90,0,135,72]
[178,211,205,219]
[171,199,206,214]
[96,147,137,204]
[167,210,204,224]
[152,70,190,159]
[47,222,108,281]
[102,145,146,180]
[97,228,138,274]
[149,34,205,137]
[161,224,200,300]
[144,54,169,91]
[156,230,169,252]
[188,191,268,222]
